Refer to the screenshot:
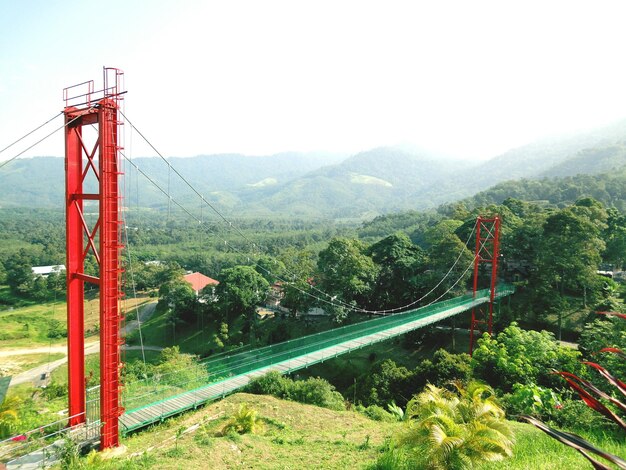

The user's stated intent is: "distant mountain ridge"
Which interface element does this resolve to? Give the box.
[1,118,626,217]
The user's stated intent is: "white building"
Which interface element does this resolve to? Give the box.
[31,265,66,277]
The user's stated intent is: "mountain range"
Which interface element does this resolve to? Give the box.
[2,119,626,218]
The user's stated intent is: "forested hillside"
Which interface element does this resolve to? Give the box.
[2,117,626,218]
[458,167,626,212]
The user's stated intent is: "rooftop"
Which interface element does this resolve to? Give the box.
[183,272,219,292]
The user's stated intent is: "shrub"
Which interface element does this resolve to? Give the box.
[42,383,67,400]
[352,359,414,407]
[471,322,586,392]
[354,404,395,422]
[122,359,155,383]
[245,372,345,411]
[47,319,67,339]
[500,383,561,420]
[430,349,471,384]
[387,402,405,422]
[245,371,290,397]
[155,346,207,386]
[0,395,21,439]
[550,398,617,433]
[290,377,345,411]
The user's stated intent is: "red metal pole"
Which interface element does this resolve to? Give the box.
[488,217,501,335]
[469,218,482,356]
[65,111,86,427]
[99,99,123,449]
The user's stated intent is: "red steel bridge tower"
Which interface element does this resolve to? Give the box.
[64,68,125,449]
[469,216,501,355]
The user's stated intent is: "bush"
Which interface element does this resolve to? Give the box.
[47,319,67,339]
[245,372,345,411]
[245,371,290,397]
[155,346,207,386]
[352,359,414,407]
[291,377,345,411]
[42,383,67,400]
[500,383,561,420]
[430,349,471,384]
[354,404,395,422]
[471,322,586,392]
[397,382,514,469]
[550,398,618,433]
[122,359,155,383]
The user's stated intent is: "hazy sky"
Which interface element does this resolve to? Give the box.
[2,0,626,162]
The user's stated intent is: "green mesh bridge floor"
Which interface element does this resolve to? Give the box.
[119,285,514,433]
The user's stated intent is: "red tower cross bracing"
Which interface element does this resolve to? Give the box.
[64,68,125,449]
[469,216,501,356]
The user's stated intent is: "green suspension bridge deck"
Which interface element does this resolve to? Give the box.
[118,285,514,433]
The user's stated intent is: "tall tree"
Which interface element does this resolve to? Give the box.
[278,248,316,315]
[536,200,606,337]
[367,232,426,309]
[604,208,626,269]
[5,250,35,296]
[214,266,270,343]
[316,238,378,308]
[159,277,198,325]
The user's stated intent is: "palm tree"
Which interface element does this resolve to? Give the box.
[221,403,264,435]
[398,381,514,470]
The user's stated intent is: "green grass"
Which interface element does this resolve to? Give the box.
[124,349,162,364]
[50,393,626,470]
[0,291,151,349]
[0,299,67,348]
[51,354,101,386]
[478,422,626,469]
[68,393,397,469]
[49,349,163,388]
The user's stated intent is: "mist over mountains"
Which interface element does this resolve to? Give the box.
[2,119,626,218]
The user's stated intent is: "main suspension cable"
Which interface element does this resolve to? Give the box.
[0,111,63,156]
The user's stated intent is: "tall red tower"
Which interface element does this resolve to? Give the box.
[64,68,125,449]
[469,216,501,355]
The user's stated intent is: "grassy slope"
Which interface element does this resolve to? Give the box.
[69,393,626,470]
[479,422,626,470]
[86,393,396,469]
[0,291,151,350]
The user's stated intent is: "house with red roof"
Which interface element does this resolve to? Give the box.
[183,272,219,296]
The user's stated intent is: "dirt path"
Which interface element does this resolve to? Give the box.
[0,344,92,358]
[6,301,159,387]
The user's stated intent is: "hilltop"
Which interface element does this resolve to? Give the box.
[60,392,625,470]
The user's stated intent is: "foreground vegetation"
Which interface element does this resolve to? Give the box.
[46,393,626,469]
